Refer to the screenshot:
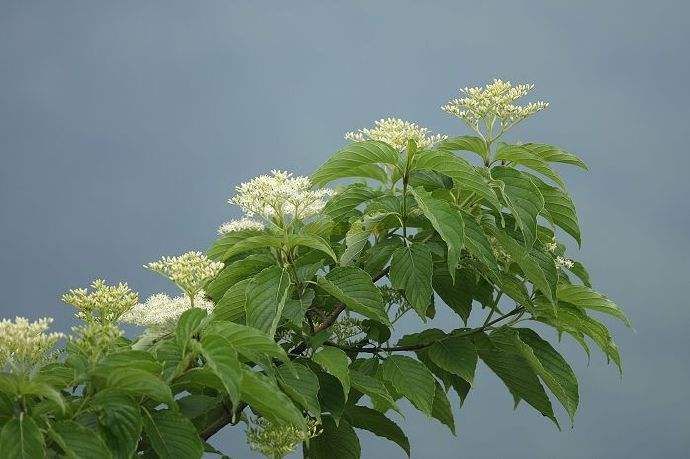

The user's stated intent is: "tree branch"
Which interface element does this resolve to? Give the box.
[326,306,525,353]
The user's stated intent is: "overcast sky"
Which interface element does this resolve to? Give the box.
[1,1,689,457]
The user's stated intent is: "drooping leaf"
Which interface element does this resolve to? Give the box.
[0,415,45,459]
[245,265,291,336]
[349,369,401,414]
[240,370,306,428]
[142,408,204,459]
[309,416,360,459]
[92,390,142,459]
[410,187,464,279]
[50,420,112,459]
[529,175,581,246]
[277,363,321,418]
[345,405,410,456]
[516,328,579,424]
[475,329,559,427]
[312,140,401,186]
[428,334,477,385]
[313,347,351,397]
[557,283,629,325]
[431,380,456,435]
[520,143,588,170]
[317,267,388,325]
[381,355,435,416]
[196,333,242,405]
[492,166,544,248]
[461,211,500,280]
[390,243,433,318]
[495,144,566,189]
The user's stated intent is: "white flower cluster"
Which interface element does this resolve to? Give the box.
[229,170,333,222]
[442,79,548,136]
[145,251,224,298]
[62,279,138,324]
[555,256,575,270]
[120,291,214,331]
[545,239,559,253]
[0,317,64,372]
[218,217,265,235]
[345,117,447,151]
[246,417,322,458]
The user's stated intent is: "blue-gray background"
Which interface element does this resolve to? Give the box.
[1,1,688,457]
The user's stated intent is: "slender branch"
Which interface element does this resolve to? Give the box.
[327,306,525,353]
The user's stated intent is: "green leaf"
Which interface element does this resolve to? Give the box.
[213,277,251,323]
[308,416,360,459]
[557,283,629,325]
[345,405,410,456]
[317,267,388,325]
[521,143,588,170]
[245,265,291,336]
[206,254,273,301]
[106,368,174,407]
[529,176,581,246]
[364,238,403,276]
[428,335,477,385]
[349,369,400,414]
[176,307,207,354]
[207,229,265,262]
[569,261,592,287]
[381,355,435,416]
[340,220,371,266]
[390,243,433,317]
[516,328,579,425]
[323,184,382,222]
[221,234,283,261]
[21,380,66,414]
[277,363,321,418]
[431,380,455,435]
[475,329,558,427]
[490,227,557,305]
[410,187,464,279]
[197,334,242,405]
[240,370,306,428]
[312,140,401,186]
[437,135,488,160]
[314,347,351,397]
[461,212,500,280]
[142,408,204,459]
[492,166,544,248]
[37,363,75,389]
[204,321,289,363]
[411,150,500,209]
[283,288,316,326]
[288,234,338,263]
[92,390,142,459]
[50,420,112,459]
[0,415,45,459]
[95,350,162,376]
[495,144,566,189]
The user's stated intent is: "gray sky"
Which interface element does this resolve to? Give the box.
[1,1,689,457]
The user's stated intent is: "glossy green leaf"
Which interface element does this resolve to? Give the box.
[349,369,401,414]
[206,254,273,301]
[529,176,581,246]
[106,368,174,407]
[175,307,207,354]
[204,320,289,363]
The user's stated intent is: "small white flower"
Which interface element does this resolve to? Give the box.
[345,117,447,151]
[145,252,224,298]
[120,291,214,331]
[62,279,138,324]
[555,256,574,270]
[545,240,558,253]
[218,217,265,235]
[229,170,333,222]
[0,317,64,372]
[442,79,548,137]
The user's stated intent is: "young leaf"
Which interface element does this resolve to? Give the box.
[313,347,351,397]
[381,355,435,416]
[492,166,544,248]
[245,265,291,336]
[142,408,204,459]
[390,243,434,317]
[345,405,410,456]
[410,187,464,279]
[317,267,389,325]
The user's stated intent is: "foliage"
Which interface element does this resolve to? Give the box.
[0,79,627,458]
